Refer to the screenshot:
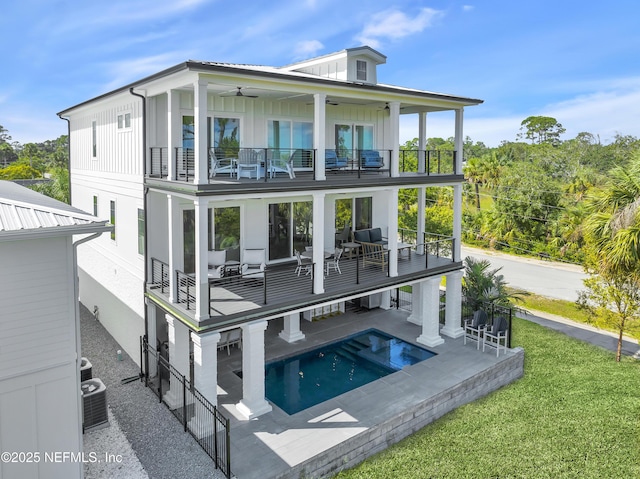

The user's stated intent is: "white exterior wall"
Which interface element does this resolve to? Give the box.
[68,91,146,362]
[0,236,83,479]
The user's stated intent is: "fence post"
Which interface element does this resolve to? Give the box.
[157,356,163,403]
[213,406,219,469]
[508,308,513,348]
[225,416,231,478]
[182,375,188,432]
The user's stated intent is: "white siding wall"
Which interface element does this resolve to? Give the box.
[0,236,82,479]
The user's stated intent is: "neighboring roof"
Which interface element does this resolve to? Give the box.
[0,181,112,239]
[58,47,482,116]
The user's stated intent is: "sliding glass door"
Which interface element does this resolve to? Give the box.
[268,201,313,260]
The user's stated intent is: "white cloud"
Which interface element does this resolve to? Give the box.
[293,40,324,60]
[462,5,474,12]
[356,8,443,48]
[101,53,191,92]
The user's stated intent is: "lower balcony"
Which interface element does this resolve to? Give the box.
[148,237,459,330]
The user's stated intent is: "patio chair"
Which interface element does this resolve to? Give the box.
[359,149,384,169]
[334,224,350,247]
[325,248,343,276]
[207,249,226,279]
[237,149,260,179]
[241,248,266,280]
[209,148,236,178]
[218,329,242,355]
[463,309,488,350]
[294,249,312,276]
[325,149,348,170]
[269,150,296,179]
[483,315,509,357]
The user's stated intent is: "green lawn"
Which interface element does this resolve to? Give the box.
[335,317,640,479]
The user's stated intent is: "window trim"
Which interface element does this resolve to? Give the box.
[91,120,97,158]
[109,200,116,241]
[117,111,132,131]
[356,60,367,81]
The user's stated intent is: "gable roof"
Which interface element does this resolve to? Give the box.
[0,181,112,240]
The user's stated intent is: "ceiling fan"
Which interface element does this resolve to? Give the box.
[221,86,258,98]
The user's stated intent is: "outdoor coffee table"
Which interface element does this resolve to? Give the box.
[341,241,361,259]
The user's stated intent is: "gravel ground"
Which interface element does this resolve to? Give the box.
[80,304,224,479]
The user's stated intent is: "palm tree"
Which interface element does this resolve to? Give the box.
[584,154,640,274]
[462,257,528,310]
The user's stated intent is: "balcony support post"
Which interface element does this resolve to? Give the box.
[194,198,209,321]
[441,270,465,338]
[387,188,398,277]
[237,321,272,419]
[312,192,325,294]
[164,315,190,409]
[418,112,427,173]
[417,187,426,255]
[167,89,180,181]
[453,184,462,262]
[416,277,445,347]
[313,93,326,181]
[389,101,400,177]
[167,194,181,303]
[194,79,208,184]
[279,313,305,343]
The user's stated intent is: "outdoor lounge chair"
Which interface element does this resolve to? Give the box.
[464,309,488,350]
[218,328,242,355]
[207,249,226,279]
[483,315,509,357]
[269,150,296,179]
[209,148,236,178]
[325,149,348,170]
[359,149,384,169]
[241,248,266,280]
[237,149,260,179]
[294,249,312,276]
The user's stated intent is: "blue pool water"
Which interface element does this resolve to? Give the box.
[264,329,436,414]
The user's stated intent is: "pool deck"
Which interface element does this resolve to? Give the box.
[217,306,524,479]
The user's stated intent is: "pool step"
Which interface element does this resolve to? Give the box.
[335,349,359,363]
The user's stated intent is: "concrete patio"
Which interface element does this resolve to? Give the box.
[216,305,524,479]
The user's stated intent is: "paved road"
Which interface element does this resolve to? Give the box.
[461,246,588,302]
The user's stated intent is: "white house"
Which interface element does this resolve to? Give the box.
[0,181,111,479]
[59,46,482,419]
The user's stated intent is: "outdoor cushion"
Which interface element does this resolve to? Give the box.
[353,229,371,243]
[369,228,383,243]
[359,150,384,168]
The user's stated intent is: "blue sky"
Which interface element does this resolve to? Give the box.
[2,0,640,147]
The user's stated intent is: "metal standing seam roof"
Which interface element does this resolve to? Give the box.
[0,181,108,234]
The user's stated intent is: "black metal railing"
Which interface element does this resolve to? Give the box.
[141,337,232,478]
[176,270,196,310]
[150,258,170,294]
[325,148,392,178]
[461,297,513,348]
[399,149,457,175]
[175,147,195,182]
[149,147,169,177]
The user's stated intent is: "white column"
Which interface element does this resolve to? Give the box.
[194,198,209,321]
[313,93,326,181]
[387,188,398,277]
[417,187,426,255]
[312,192,325,293]
[442,270,465,338]
[146,300,158,377]
[454,108,464,175]
[418,112,427,173]
[167,89,180,181]
[194,79,208,184]
[237,321,272,419]
[453,184,462,262]
[416,278,445,347]
[167,195,181,303]
[379,290,391,310]
[407,281,422,325]
[389,101,400,177]
[190,332,220,406]
[279,313,305,343]
[164,315,191,409]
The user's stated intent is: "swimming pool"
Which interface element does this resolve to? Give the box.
[263,329,436,414]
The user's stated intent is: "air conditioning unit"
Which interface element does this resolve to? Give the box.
[81,378,108,430]
[80,357,92,381]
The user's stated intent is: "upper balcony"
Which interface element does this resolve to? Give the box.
[146,146,460,193]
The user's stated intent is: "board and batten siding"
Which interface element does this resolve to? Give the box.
[0,236,76,379]
[68,94,143,177]
[0,235,83,479]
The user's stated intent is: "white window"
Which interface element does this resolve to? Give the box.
[356,60,367,81]
[117,112,132,131]
[92,120,97,158]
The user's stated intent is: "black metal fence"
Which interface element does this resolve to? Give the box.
[141,337,232,478]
